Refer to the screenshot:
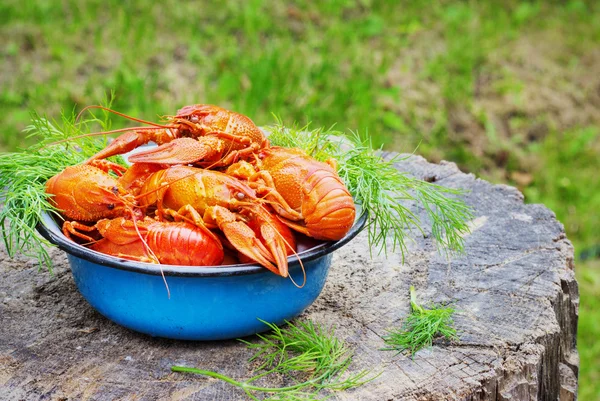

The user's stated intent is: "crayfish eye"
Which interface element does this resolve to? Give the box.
[111,186,119,194]
[236,192,245,200]
[107,204,115,210]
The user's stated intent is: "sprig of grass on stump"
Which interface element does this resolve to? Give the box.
[382,286,458,356]
[172,319,377,400]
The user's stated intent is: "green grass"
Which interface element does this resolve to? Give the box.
[523,127,600,253]
[2,1,598,151]
[1,0,599,397]
[578,260,600,400]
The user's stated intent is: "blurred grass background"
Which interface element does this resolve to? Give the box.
[1,0,599,397]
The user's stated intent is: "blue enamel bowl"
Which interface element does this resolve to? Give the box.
[37,209,367,340]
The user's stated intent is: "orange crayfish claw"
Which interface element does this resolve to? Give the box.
[86,129,175,163]
[205,206,286,277]
[127,137,224,165]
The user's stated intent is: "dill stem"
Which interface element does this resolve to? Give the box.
[243,366,276,384]
[171,366,325,393]
[409,285,424,314]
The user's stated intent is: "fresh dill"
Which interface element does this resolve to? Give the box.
[382,286,457,356]
[172,319,377,400]
[266,123,474,258]
[0,102,121,270]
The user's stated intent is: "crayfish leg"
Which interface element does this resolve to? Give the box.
[87,159,128,177]
[210,144,260,167]
[275,216,313,239]
[62,221,97,243]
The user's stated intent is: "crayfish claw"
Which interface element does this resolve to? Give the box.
[128,137,223,165]
[206,206,284,276]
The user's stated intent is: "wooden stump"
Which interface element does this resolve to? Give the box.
[0,154,578,400]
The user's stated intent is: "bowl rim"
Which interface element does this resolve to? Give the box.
[36,207,368,277]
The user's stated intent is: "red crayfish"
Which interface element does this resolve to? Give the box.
[82,104,269,167]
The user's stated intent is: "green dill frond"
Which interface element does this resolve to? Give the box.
[383,286,458,356]
[0,104,121,271]
[266,123,474,258]
[243,319,353,380]
[172,319,378,400]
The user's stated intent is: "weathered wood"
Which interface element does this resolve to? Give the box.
[0,154,578,400]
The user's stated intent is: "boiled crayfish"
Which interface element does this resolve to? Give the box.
[226,147,356,241]
[84,104,269,167]
[46,104,356,281]
[64,216,224,266]
[45,160,140,224]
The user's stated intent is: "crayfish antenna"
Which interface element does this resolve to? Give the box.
[286,247,306,289]
[75,105,172,128]
[45,104,177,151]
[44,126,171,150]
[125,204,171,299]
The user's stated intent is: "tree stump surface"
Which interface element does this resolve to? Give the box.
[0,154,579,401]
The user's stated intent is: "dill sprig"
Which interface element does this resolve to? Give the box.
[0,102,119,270]
[382,286,457,356]
[172,319,377,400]
[266,123,474,258]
